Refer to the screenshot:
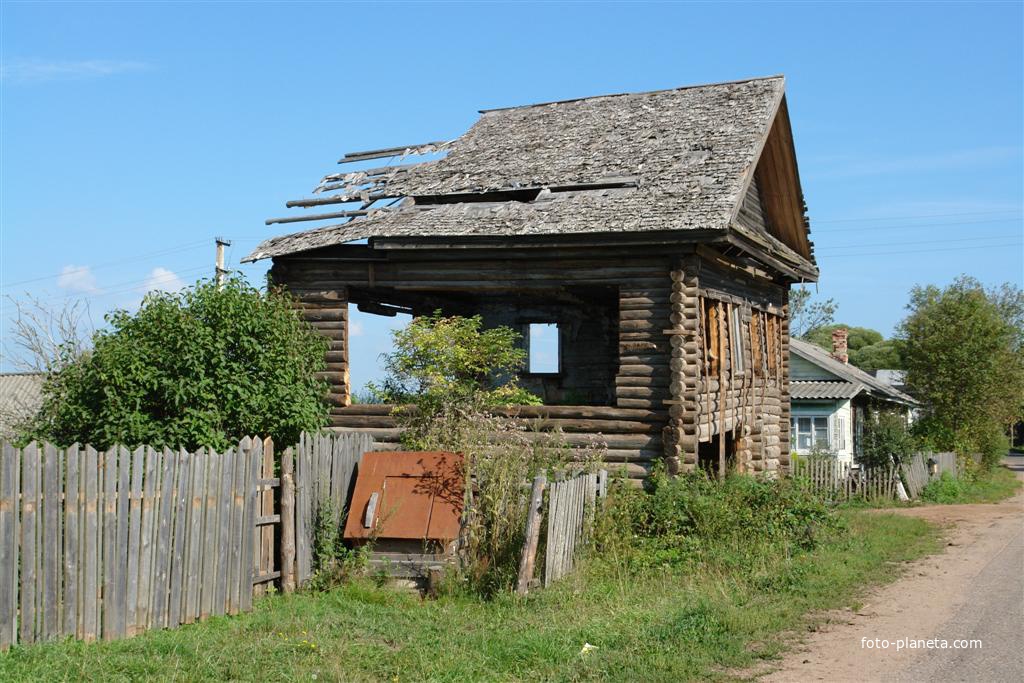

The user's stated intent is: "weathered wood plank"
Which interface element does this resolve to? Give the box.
[100,446,118,641]
[125,446,144,636]
[280,447,296,594]
[42,443,61,639]
[167,449,190,628]
[82,446,99,642]
[137,447,159,631]
[239,439,261,613]
[62,444,81,639]
[227,440,248,614]
[183,448,206,624]
[0,443,20,650]
[200,450,221,620]
[294,435,309,587]
[110,446,131,640]
[151,448,176,629]
[516,474,546,596]
[19,443,39,644]
[214,448,235,616]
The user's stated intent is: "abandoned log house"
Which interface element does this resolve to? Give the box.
[245,75,819,480]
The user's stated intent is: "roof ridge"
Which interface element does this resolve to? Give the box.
[478,74,785,113]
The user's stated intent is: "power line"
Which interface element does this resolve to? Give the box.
[817,241,1022,259]
[813,217,1022,233]
[815,233,1022,252]
[43,264,211,302]
[813,209,1022,224]
[1,239,209,289]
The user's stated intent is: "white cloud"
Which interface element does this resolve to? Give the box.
[350,320,365,337]
[1,58,150,85]
[56,264,100,294]
[139,267,185,294]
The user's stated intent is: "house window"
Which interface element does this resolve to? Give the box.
[730,307,745,375]
[791,416,830,452]
[527,323,559,374]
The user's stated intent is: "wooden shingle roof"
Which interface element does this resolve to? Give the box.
[246,75,815,274]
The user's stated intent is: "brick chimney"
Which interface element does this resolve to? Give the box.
[831,328,849,364]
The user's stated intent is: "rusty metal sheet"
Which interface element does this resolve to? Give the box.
[343,452,463,543]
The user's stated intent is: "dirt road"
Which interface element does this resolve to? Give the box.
[763,458,1024,683]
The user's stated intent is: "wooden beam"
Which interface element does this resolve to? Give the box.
[265,209,372,226]
[338,141,449,164]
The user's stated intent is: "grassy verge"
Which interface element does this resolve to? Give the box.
[0,510,940,682]
[919,466,1021,504]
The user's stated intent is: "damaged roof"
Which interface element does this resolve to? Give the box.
[246,75,812,266]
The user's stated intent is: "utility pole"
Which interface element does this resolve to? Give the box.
[215,237,231,289]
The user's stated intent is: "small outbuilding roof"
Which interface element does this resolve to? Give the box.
[246,75,815,275]
[0,372,44,439]
[789,339,917,406]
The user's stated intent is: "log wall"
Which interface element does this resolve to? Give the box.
[273,241,793,478]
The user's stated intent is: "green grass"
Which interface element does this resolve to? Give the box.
[919,466,1021,504]
[0,510,941,682]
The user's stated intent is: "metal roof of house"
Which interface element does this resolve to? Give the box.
[789,380,865,400]
[0,372,44,438]
[789,339,917,406]
[246,76,815,272]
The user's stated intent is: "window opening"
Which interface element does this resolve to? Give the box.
[527,323,560,374]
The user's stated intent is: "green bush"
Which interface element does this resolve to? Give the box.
[919,471,967,503]
[594,472,843,572]
[29,276,328,450]
[860,410,917,468]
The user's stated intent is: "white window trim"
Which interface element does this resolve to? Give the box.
[791,414,832,454]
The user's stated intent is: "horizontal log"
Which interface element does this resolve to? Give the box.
[600,448,663,463]
[617,363,669,377]
[302,309,346,322]
[619,308,669,321]
[615,375,670,388]
[620,319,671,333]
[616,386,670,400]
[616,398,664,409]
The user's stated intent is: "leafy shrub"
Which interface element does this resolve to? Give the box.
[859,411,916,468]
[919,471,967,504]
[594,472,842,572]
[29,276,328,450]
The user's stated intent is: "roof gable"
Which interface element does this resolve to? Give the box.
[789,339,917,406]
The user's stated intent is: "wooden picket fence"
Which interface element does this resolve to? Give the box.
[901,452,957,499]
[293,431,374,587]
[792,452,960,502]
[0,431,376,652]
[791,458,898,502]
[543,470,608,586]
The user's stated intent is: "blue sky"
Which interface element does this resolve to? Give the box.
[2,1,1022,393]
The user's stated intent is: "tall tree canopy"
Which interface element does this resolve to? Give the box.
[30,277,329,450]
[804,324,902,372]
[897,276,1024,466]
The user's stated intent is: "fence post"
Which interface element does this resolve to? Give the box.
[280,447,296,595]
[516,473,547,596]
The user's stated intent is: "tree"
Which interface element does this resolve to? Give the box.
[29,276,329,450]
[789,287,837,338]
[804,324,902,371]
[369,312,541,414]
[859,411,915,468]
[4,294,93,373]
[897,276,1024,467]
